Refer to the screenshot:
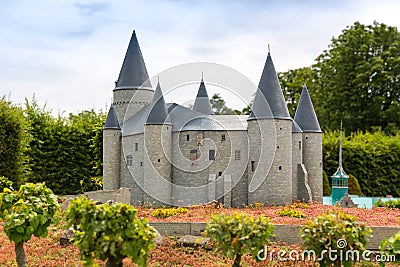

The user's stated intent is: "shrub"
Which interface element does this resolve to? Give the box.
[380,230,400,264]
[80,176,103,193]
[0,176,13,191]
[66,196,157,267]
[374,198,400,209]
[277,207,306,218]
[323,170,332,196]
[0,97,31,187]
[0,183,60,267]
[348,174,362,196]
[300,211,372,267]
[205,212,274,267]
[152,207,188,218]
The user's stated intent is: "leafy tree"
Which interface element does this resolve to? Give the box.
[348,174,362,196]
[313,21,400,133]
[0,97,31,187]
[205,212,274,267]
[322,171,332,196]
[66,196,157,267]
[278,67,316,117]
[300,211,372,267]
[210,93,236,115]
[0,183,59,267]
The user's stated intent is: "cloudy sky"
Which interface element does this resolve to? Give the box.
[1,0,400,114]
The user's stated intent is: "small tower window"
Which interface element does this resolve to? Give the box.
[279,166,282,170]
[190,149,197,161]
[135,143,138,151]
[221,134,226,141]
[305,136,308,140]
[235,150,241,160]
[251,161,255,172]
[277,145,279,149]
[299,141,301,150]
[218,172,223,177]
[140,162,143,166]
[157,158,161,163]
[209,149,215,160]
[186,134,190,141]
[126,155,133,166]
[197,132,203,145]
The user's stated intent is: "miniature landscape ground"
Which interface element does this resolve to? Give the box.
[0,203,399,266]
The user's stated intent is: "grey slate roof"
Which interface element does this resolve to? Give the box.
[193,78,213,115]
[292,120,303,133]
[181,115,247,131]
[146,81,170,125]
[115,30,152,90]
[248,52,291,120]
[122,102,248,136]
[104,105,120,129]
[294,84,321,133]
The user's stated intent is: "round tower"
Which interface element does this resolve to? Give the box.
[292,120,306,201]
[247,52,292,206]
[294,85,323,202]
[103,105,121,190]
[113,30,153,124]
[143,81,172,207]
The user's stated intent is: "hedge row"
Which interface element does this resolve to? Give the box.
[323,131,400,197]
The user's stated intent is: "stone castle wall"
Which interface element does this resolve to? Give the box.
[113,88,153,124]
[302,133,323,202]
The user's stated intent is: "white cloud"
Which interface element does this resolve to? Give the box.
[1,0,400,113]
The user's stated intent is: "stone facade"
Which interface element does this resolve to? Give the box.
[102,31,323,207]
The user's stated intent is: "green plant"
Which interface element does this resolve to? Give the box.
[300,211,372,267]
[323,170,332,196]
[151,207,188,218]
[80,176,103,193]
[0,176,13,191]
[277,207,306,218]
[205,212,274,267]
[348,174,363,196]
[0,183,60,267]
[380,230,400,265]
[66,196,157,267]
[0,97,31,187]
[374,198,400,209]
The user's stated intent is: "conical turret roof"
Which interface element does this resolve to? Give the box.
[193,77,213,115]
[248,52,291,120]
[115,30,152,90]
[104,105,120,129]
[146,80,170,125]
[294,84,321,133]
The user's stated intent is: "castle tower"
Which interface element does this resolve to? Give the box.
[193,76,213,115]
[331,121,349,204]
[248,51,292,205]
[103,105,121,190]
[143,81,172,206]
[294,84,323,202]
[113,30,153,123]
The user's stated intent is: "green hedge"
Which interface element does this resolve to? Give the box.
[0,98,30,186]
[323,131,400,197]
[24,99,105,195]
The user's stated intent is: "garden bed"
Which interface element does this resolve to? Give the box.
[136,202,400,226]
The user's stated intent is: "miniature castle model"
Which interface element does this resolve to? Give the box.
[103,31,323,207]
